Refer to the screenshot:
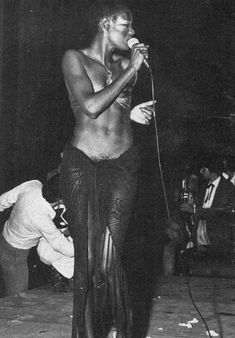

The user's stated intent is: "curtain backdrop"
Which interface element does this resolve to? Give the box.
[0,0,93,191]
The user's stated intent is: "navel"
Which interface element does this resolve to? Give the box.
[102,126,111,135]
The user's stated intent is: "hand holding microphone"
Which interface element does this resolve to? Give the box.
[127,37,151,70]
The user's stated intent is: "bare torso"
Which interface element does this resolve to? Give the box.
[64,49,135,160]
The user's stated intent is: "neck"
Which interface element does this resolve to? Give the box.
[89,39,114,85]
[90,38,114,65]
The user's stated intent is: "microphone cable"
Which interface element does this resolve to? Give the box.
[147,66,171,227]
[147,65,212,338]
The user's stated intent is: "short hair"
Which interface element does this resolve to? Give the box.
[201,155,224,176]
[81,0,132,46]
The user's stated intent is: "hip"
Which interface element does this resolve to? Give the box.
[0,233,29,264]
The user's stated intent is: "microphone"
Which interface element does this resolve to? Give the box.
[127,37,151,69]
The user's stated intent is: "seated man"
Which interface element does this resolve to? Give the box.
[0,174,74,296]
[196,155,235,254]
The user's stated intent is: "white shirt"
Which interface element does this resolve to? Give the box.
[222,172,229,179]
[202,176,221,208]
[37,237,74,279]
[230,174,235,186]
[0,180,74,257]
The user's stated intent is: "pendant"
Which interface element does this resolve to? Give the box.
[106,70,113,85]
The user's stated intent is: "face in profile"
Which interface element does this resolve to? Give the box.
[106,13,135,50]
[200,167,210,181]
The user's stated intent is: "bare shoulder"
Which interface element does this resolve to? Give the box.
[62,49,88,74]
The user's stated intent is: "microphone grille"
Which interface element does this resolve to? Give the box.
[127,38,139,49]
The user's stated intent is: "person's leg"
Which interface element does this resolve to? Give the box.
[84,204,96,338]
[0,235,29,295]
[0,258,23,295]
[60,145,139,337]
[98,158,139,338]
[9,258,29,295]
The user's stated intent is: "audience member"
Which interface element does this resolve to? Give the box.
[174,157,198,209]
[196,155,235,252]
[172,157,199,250]
[0,175,74,296]
[162,156,199,275]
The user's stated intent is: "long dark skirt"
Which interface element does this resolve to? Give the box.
[59,144,140,338]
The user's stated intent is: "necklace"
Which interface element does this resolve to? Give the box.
[90,48,113,85]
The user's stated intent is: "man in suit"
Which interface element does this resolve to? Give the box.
[196,155,235,254]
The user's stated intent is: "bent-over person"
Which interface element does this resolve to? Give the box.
[0,179,74,296]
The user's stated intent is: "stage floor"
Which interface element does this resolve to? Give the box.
[0,275,234,338]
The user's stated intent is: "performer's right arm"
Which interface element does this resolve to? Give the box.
[62,46,146,119]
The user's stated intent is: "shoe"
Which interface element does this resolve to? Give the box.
[53,280,69,293]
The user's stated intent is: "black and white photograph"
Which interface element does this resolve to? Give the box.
[0,0,234,337]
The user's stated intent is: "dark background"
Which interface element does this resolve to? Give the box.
[0,1,234,318]
[0,0,234,215]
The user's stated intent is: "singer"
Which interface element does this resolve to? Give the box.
[60,1,154,337]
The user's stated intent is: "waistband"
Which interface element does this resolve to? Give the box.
[63,143,140,165]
